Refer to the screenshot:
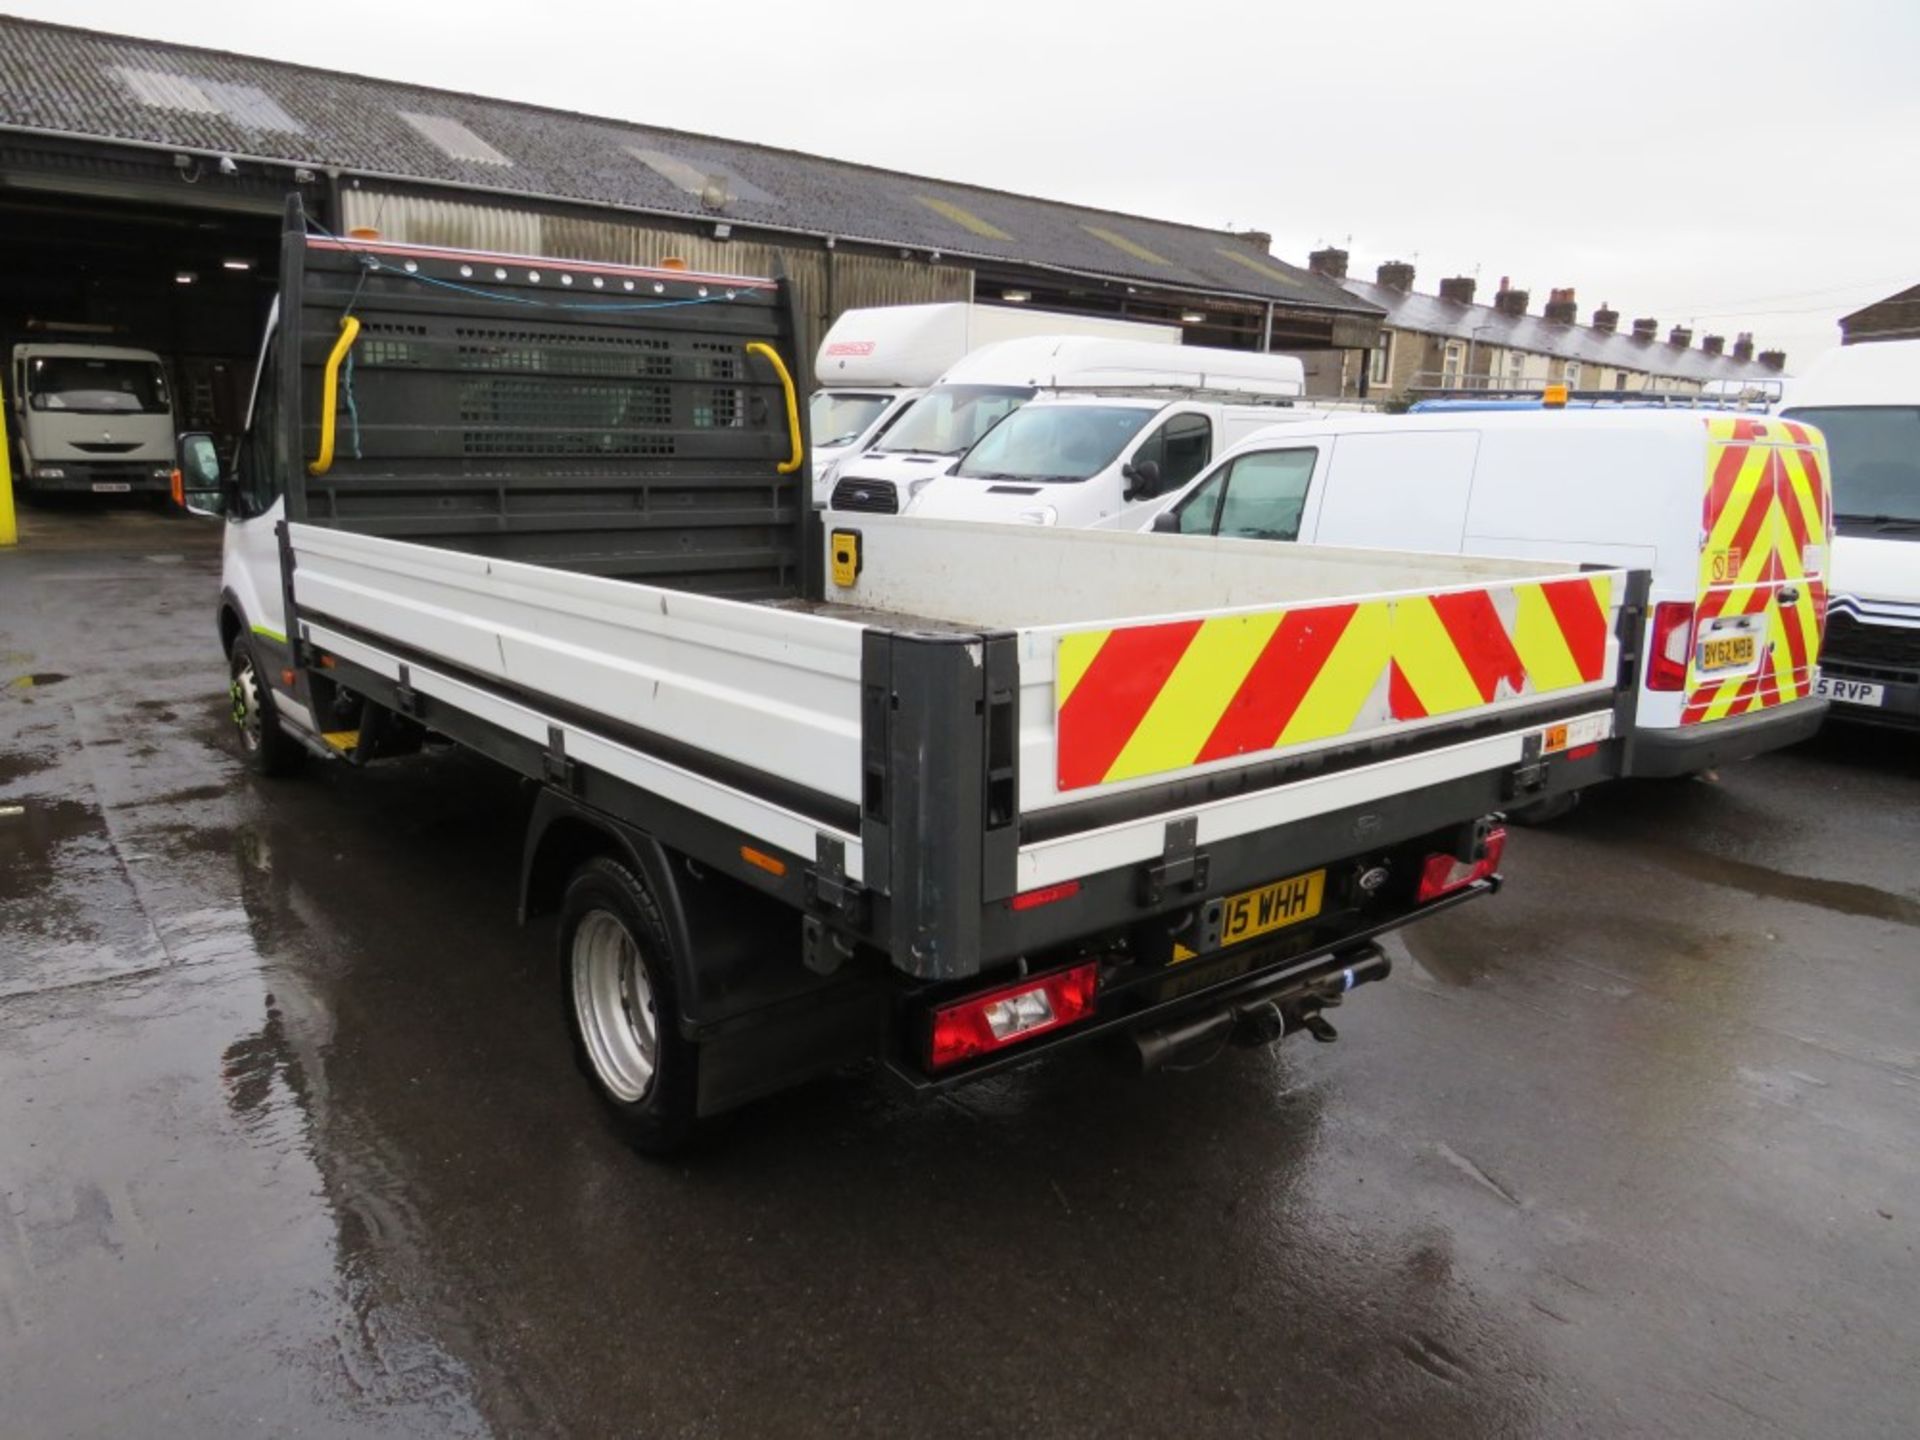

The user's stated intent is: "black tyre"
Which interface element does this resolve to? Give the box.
[560,855,699,1154]
[227,633,304,777]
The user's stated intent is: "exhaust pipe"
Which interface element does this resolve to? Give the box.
[1128,945,1391,1074]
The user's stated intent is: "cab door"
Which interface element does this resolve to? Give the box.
[1683,418,1831,723]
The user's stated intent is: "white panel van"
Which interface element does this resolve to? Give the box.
[1779,339,1920,729]
[1141,409,1833,782]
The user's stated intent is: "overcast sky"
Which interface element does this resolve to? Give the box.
[16,0,1918,367]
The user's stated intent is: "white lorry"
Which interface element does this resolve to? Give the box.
[1136,408,1830,787]
[825,337,1305,519]
[1780,339,1920,729]
[809,302,1176,500]
[181,200,1643,1151]
[9,342,178,496]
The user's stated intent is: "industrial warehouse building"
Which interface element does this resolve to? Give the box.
[0,16,1382,463]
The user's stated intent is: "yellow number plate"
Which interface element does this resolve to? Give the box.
[1699,634,1756,672]
[1220,869,1326,949]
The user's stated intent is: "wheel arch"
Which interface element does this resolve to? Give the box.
[521,789,699,1005]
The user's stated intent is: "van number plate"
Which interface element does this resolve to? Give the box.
[1815,676,1886,706]
[1219,869,1326,949]
[1698,634,1756,672]
[91,482,132,494]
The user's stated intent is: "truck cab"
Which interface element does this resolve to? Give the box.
[10,342,177,495]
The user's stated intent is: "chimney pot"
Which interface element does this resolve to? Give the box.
[1307,246,1349,279]
[1701,334,1725,355]
[1438,275,1477,305]
[1631,317,1659,342]
[1591,304,1620,333]
[1732,332,1755,362]
[1375,260,1415,292]
[1544,287,1578,325]
[1758,349,1787,371]
[1668,325,1693,348]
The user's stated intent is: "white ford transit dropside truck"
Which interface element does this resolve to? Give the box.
[182,199,1644,1152]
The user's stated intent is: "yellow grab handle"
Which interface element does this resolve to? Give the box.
[745,341,804,476]
[308,314,362,477]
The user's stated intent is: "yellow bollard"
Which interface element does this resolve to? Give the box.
[0,374,15,547]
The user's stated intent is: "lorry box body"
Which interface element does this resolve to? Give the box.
[824,337,1303,519]
[905,393,1324,529]
[809,303,1177,499]
[193,200,1643,1148]
[1137,408,1829,779]
[1780,339,1920,729]
[9,343,177,495]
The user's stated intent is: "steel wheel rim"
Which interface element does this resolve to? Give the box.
[571,910,658,1103]
[231,651,263,752]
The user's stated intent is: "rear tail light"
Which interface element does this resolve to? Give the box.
[1646,602,1696,691]
[1416,827,1507,903]
[927,961,1098,1070]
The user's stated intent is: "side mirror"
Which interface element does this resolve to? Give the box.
[175,432,227,518]
[1122,458,1163,501]
[1151,509,1180,534]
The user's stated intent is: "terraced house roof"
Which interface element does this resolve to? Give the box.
[0,17,1376,317]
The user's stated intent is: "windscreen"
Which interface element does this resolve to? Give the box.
[875,384,1033,455]
[810,391,893,449]
[1783,406,1920,526]
[27,356,170,415]
[956,405,1155,483]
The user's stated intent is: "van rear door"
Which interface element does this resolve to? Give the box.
[1683,418,1831,724]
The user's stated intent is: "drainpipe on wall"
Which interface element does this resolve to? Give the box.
[1262,301,1274,353]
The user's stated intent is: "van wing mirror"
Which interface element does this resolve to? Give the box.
[1123,458,1163,501]
[174,432,227,518]
[1151,509,1181,534]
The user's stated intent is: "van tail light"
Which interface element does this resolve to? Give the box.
[1647,602,1695,691]
[1416,827,1507,903]
[927,961,1099,1070]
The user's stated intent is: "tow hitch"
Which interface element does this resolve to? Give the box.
[1128,944,1391,1073]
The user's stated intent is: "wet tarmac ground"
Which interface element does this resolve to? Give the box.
[2,506,1916,1438]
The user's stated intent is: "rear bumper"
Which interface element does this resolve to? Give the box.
[1626,696,1828,777]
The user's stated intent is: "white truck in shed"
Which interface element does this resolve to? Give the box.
[9,341,178,496]
[182,200,1646,1152]
[810,301,1177,500]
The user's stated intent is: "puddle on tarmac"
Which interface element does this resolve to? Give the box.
[1644,842,1920,927]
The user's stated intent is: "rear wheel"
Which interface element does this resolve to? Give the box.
[228,633,303,776]
[561,856,698,1154]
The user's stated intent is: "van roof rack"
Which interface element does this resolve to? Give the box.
[1403,376,1781,411]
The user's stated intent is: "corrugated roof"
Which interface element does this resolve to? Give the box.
[1344,276,1777,382]
[0,16,1374,316]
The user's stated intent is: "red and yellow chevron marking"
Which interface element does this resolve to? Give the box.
[1683,420,1831,725]
[1054,575,1614,791]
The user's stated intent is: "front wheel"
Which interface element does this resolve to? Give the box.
[561,856,699,1154]
[228,633,303,776]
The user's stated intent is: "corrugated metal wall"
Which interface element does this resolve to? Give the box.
[340,190,971,387]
